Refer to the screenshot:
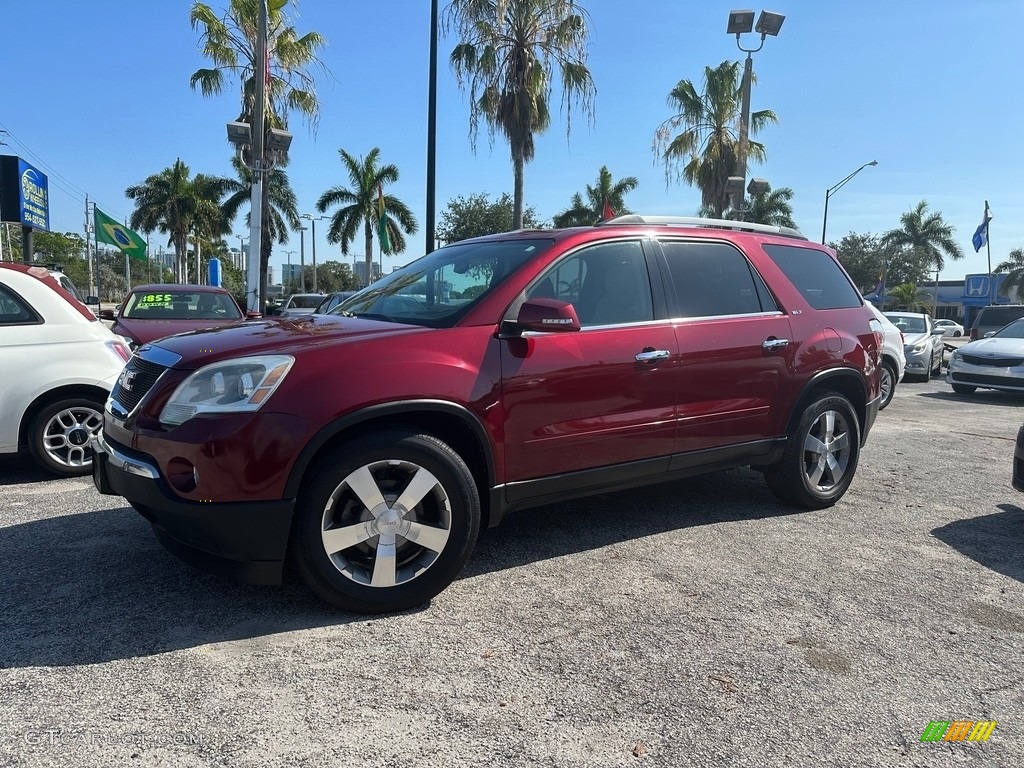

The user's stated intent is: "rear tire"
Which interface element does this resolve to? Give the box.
[951,384,976,395]
[765,394,860,509]
[292,431,481,613]
[27,397,104,477]
[879,361,897,410]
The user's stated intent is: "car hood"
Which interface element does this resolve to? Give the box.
[903,331,932,345]
[146,314,428,369]
[957,336,1024,357]
[114,316,243,345]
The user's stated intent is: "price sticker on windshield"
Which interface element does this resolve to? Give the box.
[140,293,173,305]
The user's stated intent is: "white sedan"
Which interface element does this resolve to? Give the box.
[0,264,131,475]
[947,317,1024,395]
[934,318,965,337]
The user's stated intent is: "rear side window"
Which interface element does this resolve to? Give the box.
[0,284,41,325]
[762,244,862,310]
[660,240,777,317]
[977,307,1024,328]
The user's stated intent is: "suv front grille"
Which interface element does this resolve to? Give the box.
[111,356,166,413]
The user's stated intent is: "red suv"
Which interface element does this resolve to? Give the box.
[93,216,881,613]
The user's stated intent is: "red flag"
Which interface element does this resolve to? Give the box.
[602,199,615,220]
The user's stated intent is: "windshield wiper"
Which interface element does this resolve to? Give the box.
[353,312,396,323]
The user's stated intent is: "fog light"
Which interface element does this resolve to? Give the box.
[167,457,198,493]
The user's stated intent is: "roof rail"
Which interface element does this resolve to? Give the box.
[596,215,808,241]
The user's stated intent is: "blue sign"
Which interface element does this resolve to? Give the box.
[16,158,49,231]
[961,273,1009,306]
[209,257,222,287]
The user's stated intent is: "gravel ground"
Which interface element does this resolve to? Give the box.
[0,373,1022,768]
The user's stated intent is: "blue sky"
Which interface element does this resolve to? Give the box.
[1,0,1019,281]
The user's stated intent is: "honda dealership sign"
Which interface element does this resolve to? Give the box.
[0,155,50,231]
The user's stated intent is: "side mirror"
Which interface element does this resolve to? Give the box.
[509,298,581,334]
[246,310,262,319]
[984,330,997,338]
[99,309,115,321]
[85,295,100,306]
[930,327,945,335]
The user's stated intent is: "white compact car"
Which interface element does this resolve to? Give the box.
[868,303,906,409]
[0,263,131,476]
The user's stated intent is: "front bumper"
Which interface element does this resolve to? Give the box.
[947,361,1024,393]
[92,432,295,584]
[903,348,933,375]
[1014,425,1024,492]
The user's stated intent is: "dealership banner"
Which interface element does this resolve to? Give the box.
[0,155,50,231]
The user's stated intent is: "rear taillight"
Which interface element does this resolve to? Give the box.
[106,340,132,363]
[970,328,978,340]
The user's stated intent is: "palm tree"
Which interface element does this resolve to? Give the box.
[883,201,964,275]
[655,60,777,218]
[221,153,301,269]
[445,0,595,230]
[316,148,417,284]
[126,160,229,282]
[552,166,638,227]
[700,184,797,228]
[889,282,931,312]
[190,0,327,304]
[995,247,1024,300]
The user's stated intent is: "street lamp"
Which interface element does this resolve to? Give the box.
[821,160,878,243]
[727,9,785,213]
[298,226,308,292]
[300,214,329,292]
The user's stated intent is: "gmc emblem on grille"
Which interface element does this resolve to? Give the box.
[118,369,137,391]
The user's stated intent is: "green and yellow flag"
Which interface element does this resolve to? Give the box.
[94,207,147,261]
[377,182,392,254]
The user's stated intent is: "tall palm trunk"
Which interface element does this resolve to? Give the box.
[364,219,373,285]
[512,150,525,230]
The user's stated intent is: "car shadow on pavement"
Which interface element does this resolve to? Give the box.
[0,507,379,670]
[0,468,796,669]
[931,503,1024,583]
[465,467,799,579]
[0,455,60,486]
[917,389,1024,406]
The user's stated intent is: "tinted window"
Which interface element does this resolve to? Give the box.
[993,318,1024,338]
[0,284,39,325]
[978,307,1024,328]
[762,244,862,309]
[660,240,777,317]
[529,240,653,326]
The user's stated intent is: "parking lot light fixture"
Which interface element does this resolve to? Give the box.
[821,160,878,243]
[727,9,785,213]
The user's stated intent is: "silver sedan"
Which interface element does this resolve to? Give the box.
[947,317,1024,394]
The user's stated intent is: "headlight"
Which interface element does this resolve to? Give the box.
[950,349,962,362]
[908,342,927,353]
[159,355,294,427]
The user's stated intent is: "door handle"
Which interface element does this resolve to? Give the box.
[635,349,671,363]
[762,338,790,351]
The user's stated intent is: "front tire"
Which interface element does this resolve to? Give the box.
[765,394,860,509]
[292,431,481,613]
[27,397,104,477]
[879,362,897,410]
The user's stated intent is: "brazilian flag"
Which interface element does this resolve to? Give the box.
[94,207,147,261]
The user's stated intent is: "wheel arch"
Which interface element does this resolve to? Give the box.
[285,400,497,526]
[785,369,868,444]
[19,385,109,450]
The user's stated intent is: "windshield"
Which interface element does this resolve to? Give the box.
[885,314,926,334]
[122,291,242,320]
[993,318,1024,338]
[286,295,323,309]
[332,238,554,327]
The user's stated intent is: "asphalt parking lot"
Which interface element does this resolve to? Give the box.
[1,372,1022,768]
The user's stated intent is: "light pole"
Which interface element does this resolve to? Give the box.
[726,10,785,213]
[300,214,329,292]
[237,236,247,272]
[283,250,296,291]
[821,161,878,243]
[298,226,307,292]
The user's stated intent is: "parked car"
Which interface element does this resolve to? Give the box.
[947,316,1024,395]
[276,293,324,318]
[103,285,246,349]
[884,311,944,381]
[969,304,1024,340]
[868,304,905,409]
[933,318,964,337]
[314,291,359,315]
[0,263,131,476]
[93,215,882,613]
